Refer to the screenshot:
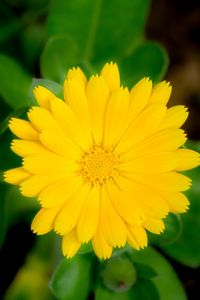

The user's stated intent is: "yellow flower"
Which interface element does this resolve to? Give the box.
[4,62,200,259]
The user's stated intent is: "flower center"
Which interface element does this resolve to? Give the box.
[80,146,120,185]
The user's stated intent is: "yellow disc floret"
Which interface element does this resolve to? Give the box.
[80,146,120,185]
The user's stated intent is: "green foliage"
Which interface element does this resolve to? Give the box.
[4,234,56,300]
[131,279,160,300]
[0,131,20,170]
[78,241,93,254]
[0,0,199,300]
[0,184,38,248]
[47,0,150,62]
[162,166,200,267]
[21,24,46,69]
[0,183,9,247]
[41,35,80,82]
[41,0,169,85]
[49,255,93,300]
[31,78,62,98]
[131,247,187,300]
[101,257,137,292]
[120,41,169,87]
[95,287,131,300]
[149,214,182,246]
[0,54,32,109]
[134,263,157,280]
[94,248,184,300]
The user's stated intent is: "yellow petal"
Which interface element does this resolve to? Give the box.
[116,176,169,218]
[157,105,189,131]
[77,186,100,243]
[20,174,66,197]
[11,139,49,157]
[4,167,30,185]
[158,191,190,213]
[121,152,179,173]
[127,225,147,250]
[104,87,129,145]
[39,130,81,160]
[62,229,81,258]
[116,104,166,153]
[50,97,91,150]
[67,67,87,89]
[23,154,77,175]
[125,77,152,126]
[54,184,90,235]
[64,78,90,134]
[28,106,61,132]
[107,182,145,225]
[100,62,120,91]
[31,207,59,235]
[122,129,187,161]
[86,75,109,144]
[175,149,200,171]
[39,176,83,208]
[143,217,165,234]
[100,188,127,247]
[33,86,56,109]
[92,224,113,259]
[128,172,192,192]
[9,118,38,140]
[148,81,172,105]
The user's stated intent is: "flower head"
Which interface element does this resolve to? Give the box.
[4,62,200,259]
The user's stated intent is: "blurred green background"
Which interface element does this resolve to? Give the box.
[0,0,200,299]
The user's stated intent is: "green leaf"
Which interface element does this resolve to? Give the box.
[0,54,32,109]
[78,241,93,254]
[31,78,63,98]
[134,263,157,280]
[4,186,38,227]
[43,1,169,84]
[0,183,9,248]
[49,255,93,300]
[0,184,38,248]
[131,279,159,300]
[185,140,200,152]
[149,214,182,247]
[101,257,137,292]
[47,0,150,63]
[0,131,20,170]
[0,19,21,43]
[131,247,187,300]
[0,106,29,136]
[162,166,200,267]
[21,24,46,69]
[95,286,131,300]
[40,35,80,82]
[120,41,169,87]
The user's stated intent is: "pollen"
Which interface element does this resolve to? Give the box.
[80,146,120,185]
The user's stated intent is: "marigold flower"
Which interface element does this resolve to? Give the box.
[4,62,200,259]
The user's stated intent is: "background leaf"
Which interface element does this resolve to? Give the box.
[120,41,169,87]
[0,54,32,109]
[0,184,9,248]
[131,247,187,300]
[162,165,200,267]
[95,286,131,300]
[49,255,93,300]
[40,35,80,82]
[47,0,150,62]
[0,131,20,170]
[149,214,182,247]
[134,263,157,280]
[130,279,159,300]
[31,78,62,98]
